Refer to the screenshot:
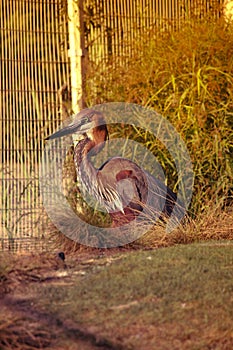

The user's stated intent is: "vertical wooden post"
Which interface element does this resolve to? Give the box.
[224,0,233,23]
[67,0,84,114]
[67,0,85,215]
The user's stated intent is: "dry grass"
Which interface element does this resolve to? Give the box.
[46,203,233,254]
[0,312,51,350]
[85,15,233,218]
[136,206,233,249]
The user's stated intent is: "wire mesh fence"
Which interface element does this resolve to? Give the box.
[0,0,226,252]
[0,0,70,251]
[83,0,225,66]
[82,0,225,104]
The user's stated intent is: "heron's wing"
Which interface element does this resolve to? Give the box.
[97,156,184,220]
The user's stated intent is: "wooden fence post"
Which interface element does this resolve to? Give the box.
[67,0,84,114]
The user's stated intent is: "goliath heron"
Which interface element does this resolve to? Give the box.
[46,109,181,227]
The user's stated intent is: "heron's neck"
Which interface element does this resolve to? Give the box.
[74,137,98,190]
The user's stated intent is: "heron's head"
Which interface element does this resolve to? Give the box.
[46,109,108,144]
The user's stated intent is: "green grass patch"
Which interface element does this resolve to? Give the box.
[36,244,233,349]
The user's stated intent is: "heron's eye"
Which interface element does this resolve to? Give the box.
[82,116,89,124]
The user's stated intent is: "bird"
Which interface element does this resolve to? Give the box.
[46,108,183,228]
[57,251,65,261]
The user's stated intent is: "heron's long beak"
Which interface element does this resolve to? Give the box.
[45,111,96,140]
